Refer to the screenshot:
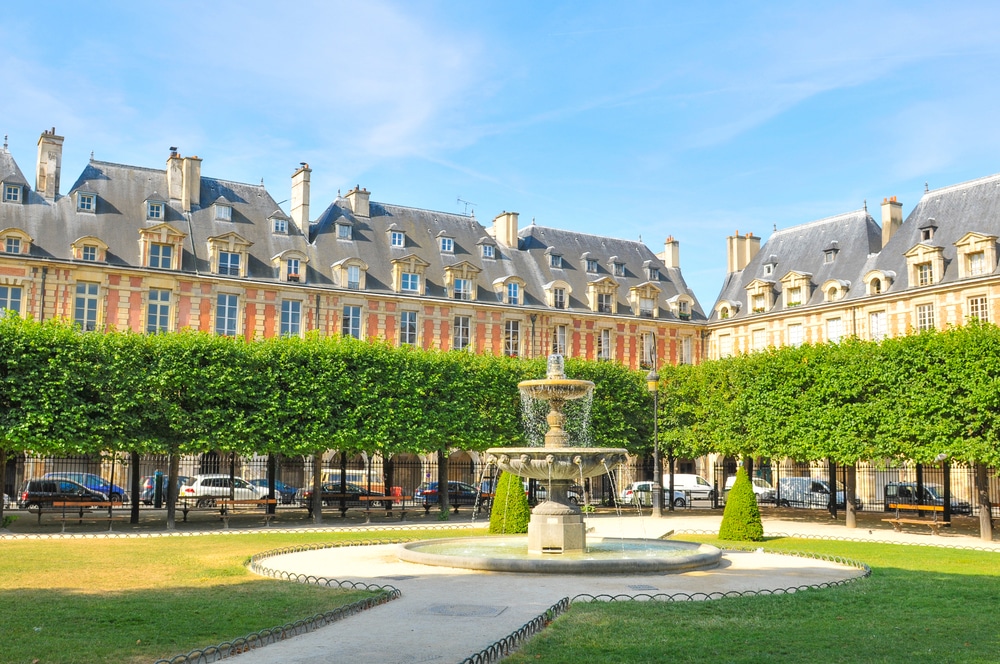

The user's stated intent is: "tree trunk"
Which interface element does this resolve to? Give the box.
[312,452,324,525]
[827,458,838,520]
[130,451,140,524]
[438,449,450,518]
[0,447,6,525]
[976,463,993,542]
[845,464,857,529]
[166,451,180,530]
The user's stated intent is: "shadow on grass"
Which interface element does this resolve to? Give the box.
[3,581,375,664]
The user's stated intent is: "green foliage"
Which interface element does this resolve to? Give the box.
[489,471,531,534]
[718,467,763,541]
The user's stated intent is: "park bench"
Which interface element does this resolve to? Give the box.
[882,503,949,535]
[49,501,128,532]
[215,498,278,528]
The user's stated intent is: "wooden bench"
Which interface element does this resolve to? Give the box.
[883,503,949,535]
[306,494,392,519]
[49,501,129,532]
[216,498,278,528]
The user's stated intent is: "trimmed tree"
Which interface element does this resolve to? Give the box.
[718,467,764,541]
[489,471,531,534]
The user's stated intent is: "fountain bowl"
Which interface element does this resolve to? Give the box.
[518,377,594,401]
[485,447,629,482]
[397,536,722,574]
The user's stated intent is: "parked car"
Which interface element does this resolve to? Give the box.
[139,475,190,505]
[724,475,777,503]
[618,481,689,508]
[179,474,259,507]
[249,479,299,504]
[18,478,108,508]
[300,481,388,508]
[664,473,716,500]
[414,481,490,507]
[3,493,10,509]
[776,476,862,510]
[883,482,972,515]
[42,472,129,503]
[522,481,586,505]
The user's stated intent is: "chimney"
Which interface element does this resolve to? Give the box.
[181,155,202,212]
[659,235,680,269]
[35,127,64,200]
[491,211,519,247]
[166,148,183,203]
[291,163,312,231]
[881,196,903,248]
[726,230,760,273]
[345,184,370,217]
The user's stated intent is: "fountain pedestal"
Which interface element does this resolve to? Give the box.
[527,498,585,554]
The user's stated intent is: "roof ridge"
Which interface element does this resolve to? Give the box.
[771,209,871,237]
[922,171,1000,198]
[380,201,477,220]
[522,224,650,246]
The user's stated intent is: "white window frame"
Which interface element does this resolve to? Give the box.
[149,242,173,269]
[401,272,420,293]
[869,311,885,341]
[82,245,98,262]
[342,305,362,339]
[454,278,472,301]
[286,258,301,282]
[347,265,361,290]
[337,223,352,240]
[390,231,405,248]
[440,237,454,252]
[78,193,96,212]
[916,303,935,331]
[5,237,20,254]
[718,334,733,358]
[0,285,22,314]
[216,293,239,336]
[553,325,567,356]
[550,254,563,268]
[586,259,598,273]
[917,262,934,286]
[679,337,692,365]
[218,251,240,276]
[968,296,990,323]
[147,201,163,220]
[752,328,766,351]
[280,300,302,337]
[507,282,520,305]
[453,316,471,351]
[74,282,99,331]
[3,184,21,202]
[597,293,613,313]
[504,320,521,357]
[827,317,843,343]
[273,217,288,234]
[553,288,566,310]
[968,251,986,277]
[597,329,612,360]
[215,204,232,221]
[788,323,803,347]
[399,310,417,345]
[146,289,171,334]
[482,244,495,259]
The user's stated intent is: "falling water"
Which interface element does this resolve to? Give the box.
[520,391,595,447]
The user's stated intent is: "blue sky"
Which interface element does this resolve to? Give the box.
[4,1,1000,307]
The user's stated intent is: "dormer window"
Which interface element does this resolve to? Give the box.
[822,279,850,302]
[554,288,566,309]
[4,237,20,254]
[444,261,481,303]
[482,244,495,259]
[337,222,352,240]
[647,267,659,281]
[71,236,107,263]
[333,257,368,291]
[219,251,240,275]
[547,249,563,268]
[454,278,472,300]
[613,262,625,277]
[148,243,173,269]
[215,204,232,221]
[286,258,301,282]
[272,217,288,234]
[871,278,881,294]
[147,202,163,220]
[764,263,774,275]
[82,245,97,262]
[507,282,520,305]
[77,192,96,213]
[824,250,836,264]
[921,223,936,242]
[3,184,21,203]
[544,280,572,310]
[347,265,361,289]
[586,258,598,273]
[401,272,420,292]
[439,236,454,252]
[390,230,405,247]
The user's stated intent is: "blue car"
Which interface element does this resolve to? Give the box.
[249,479,299,504]
[43,472,129,503]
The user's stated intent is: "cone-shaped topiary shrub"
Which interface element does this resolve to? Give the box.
[489,471,531,534]
[718,467,764,541]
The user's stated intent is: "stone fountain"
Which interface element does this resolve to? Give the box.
[485,354,628,554]
[397,354,721,574]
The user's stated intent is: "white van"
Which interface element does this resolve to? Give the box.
[662,473,715,500]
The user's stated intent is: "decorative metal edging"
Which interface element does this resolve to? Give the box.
[673,528,1000,553]
[152,540,405,664]
[458,597,571,664]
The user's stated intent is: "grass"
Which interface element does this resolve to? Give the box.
[0,528,475,664]
[504,537,1000,664]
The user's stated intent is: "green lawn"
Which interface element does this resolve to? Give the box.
[504,537,1000,664]
[0,529,471,664]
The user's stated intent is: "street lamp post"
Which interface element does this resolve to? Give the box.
[646,367,662,517]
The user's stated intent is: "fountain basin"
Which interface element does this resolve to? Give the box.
[397,536,722,574]
[518,378,594,401]
[485,447,629,481]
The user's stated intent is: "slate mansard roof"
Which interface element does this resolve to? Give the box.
[0,157,307,277]
[310,198,704,318]
[713,209,882,321]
